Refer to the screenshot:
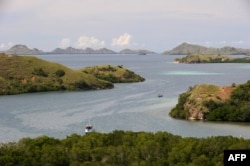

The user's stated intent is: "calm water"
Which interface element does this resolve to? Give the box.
[0,54,250,142]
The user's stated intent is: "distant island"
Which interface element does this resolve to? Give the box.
[2,43,250,56]
[163,42,250,56]
[169,80,250,122]
[0,53,145,95]
[2,44,155,55]
[175,54,250,63]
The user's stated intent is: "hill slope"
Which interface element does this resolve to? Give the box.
[0,53,144,95]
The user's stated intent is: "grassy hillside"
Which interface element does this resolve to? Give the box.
[81,65,145,83]
[0,53,144,95]
[169,81,250,121]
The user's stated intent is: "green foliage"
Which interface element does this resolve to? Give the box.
[32,68,48,77]
[204,80,250,122]
[55,69,65,77]
[74,80,91,90]
[169,92,190,119]
[0,131,249,166]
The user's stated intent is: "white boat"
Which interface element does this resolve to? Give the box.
[85,124,94,134]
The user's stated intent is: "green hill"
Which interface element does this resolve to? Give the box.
[81,65,145,83]
[175,54,250,63]
[0,53,144,95]
[169,81,250,122]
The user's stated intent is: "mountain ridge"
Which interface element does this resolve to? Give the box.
[2,43,250,55]
[163,42,250,55]
[3,44,155,55]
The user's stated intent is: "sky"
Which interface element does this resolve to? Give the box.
[0,0,250,52]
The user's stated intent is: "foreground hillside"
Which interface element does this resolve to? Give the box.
[0,53,144,95]
[1,131,250,166]
[169,81,250,121]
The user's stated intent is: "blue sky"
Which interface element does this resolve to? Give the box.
[0,0,249,52]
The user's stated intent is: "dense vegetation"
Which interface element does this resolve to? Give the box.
[169,81,250,122]
[204,80,250,121]
[1,131,249,166]
[175,54,250,63]
[0,53,144,95]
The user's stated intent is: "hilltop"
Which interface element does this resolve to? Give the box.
[163,42,250,55]
[0,53,145,95]
[5,44,44,55]
[169,80,250,122]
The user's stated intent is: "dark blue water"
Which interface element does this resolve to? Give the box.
[0,54,250,142]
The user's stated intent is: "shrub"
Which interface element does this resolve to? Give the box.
[32,68,48,77]
[55,69,65,77]
[74,80,91,90]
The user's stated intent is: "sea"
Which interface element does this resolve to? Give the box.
[0,54,250,142]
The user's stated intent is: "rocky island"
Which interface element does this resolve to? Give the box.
[169,80,250,122]
[175,54,250,63]
[0,53,145,95]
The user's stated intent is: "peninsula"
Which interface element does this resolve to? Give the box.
[169,80,250,122]
[0,53,145,95]
[175,54,250,63]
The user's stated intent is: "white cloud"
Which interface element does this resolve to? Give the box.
[76,35,105,49]
[0,43,5,50]
[0,42,13,50]
[59,38,71,48]
[111,33,132,46]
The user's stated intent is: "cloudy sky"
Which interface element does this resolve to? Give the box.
[0,0,249,52]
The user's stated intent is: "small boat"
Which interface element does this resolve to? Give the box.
[158,94,163,98]
[85,123,94,134]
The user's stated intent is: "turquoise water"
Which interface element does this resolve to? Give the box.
[160,70,225,75]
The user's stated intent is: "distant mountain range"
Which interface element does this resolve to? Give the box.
[3,44,155,55]
[163,42,250,55]
[2,43,250,55]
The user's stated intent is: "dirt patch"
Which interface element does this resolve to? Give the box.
[217,86,234,100]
